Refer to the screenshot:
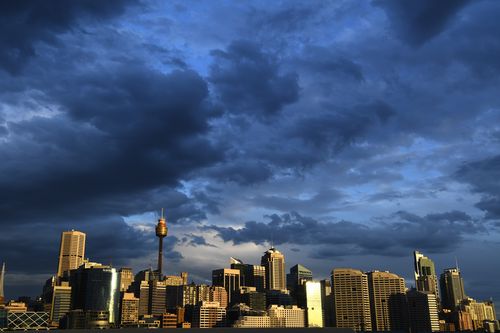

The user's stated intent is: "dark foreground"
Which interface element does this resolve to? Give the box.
[39,329,355,333]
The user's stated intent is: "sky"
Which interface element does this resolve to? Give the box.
[1,0,500,306]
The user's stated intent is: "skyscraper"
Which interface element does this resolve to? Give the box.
[261,247,286,291]
[69,262,119,324]
[57,230,86,278]
[0,262,5,305]
[118,268,134,292]
[50,283,72,327]
[287,264,313,306]
[119,293,139,326]
[331,268,372,331]
[440,267,466,310]
[367,270,406,331]
[155,210,168,278]
[304,281,323,327]
[406,289,440,332]
[230,260,266,292]
[413,251,439,299]
[212,268,240,305]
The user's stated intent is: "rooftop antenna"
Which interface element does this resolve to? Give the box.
[455,256,459,271]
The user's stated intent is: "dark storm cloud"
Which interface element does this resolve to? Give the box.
[209,40,299,117]
[181,233,217,248]
[204,210,483,258]
[455,155,500,220]
[374,0,471,46]
[0,0,136,75]
[0,66,222,222]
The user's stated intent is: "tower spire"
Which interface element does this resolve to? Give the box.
[155,209,168,279]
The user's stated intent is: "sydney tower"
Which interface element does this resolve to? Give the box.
[155,209,168,279]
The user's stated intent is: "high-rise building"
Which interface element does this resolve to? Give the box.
[440,267,466,310]
[367,270,406,331]
[155,210,168,278]
[230,261,266,292]
[119,292,139,326]
[261,247,286,291]
[212,268,240,305]
[192,301,226,328]
[407,289,440,332]
[331,268,372,331]
[459,298,497,330]
[304,281,323,327]
[57,230,86,278]
[118,268,134,292]
[268,304,306,327]
[232,287,266,311]
[164,272,188,286]
[138,281,150,316]
[50,283,72,327]
[148,280,166,315]
[287,264,312,306]
[209,286,228,309]
[320,279,333,327]
[0,262,5,305]
[414,251,439,299]
[69,262,119,324]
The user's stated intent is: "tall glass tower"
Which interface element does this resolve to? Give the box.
[413,251,439,299]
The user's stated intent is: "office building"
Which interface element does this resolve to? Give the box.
[233,287,266,311]
[149,280,167,315]
[192,301,226,328]
[268,304,306,328]
[320,279,333,327]
[407,289,440,332]
[265,289,293,307]
[164,272,188,286]
[261,247,286,291]
[50,283,72,327]
[161,313,177,328]
[460,298,497,330]
[66,309,110,329]
[69,262,119,324]
[414,251,439,299]
[331,268,372,331]
[304,281,323,327]
[367,270,406,331]
[212,268,240,304]
[230,259,266,292]
[233,314,271,328]
[287,264,313,292]
[57,230,86,278]
[440,267,466,310]
[119,268,134,292]
[138,280,150,316]
[119,292,138,326]
[209,286,228,309]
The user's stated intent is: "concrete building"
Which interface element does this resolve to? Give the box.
[305,281,323,327]
[233,315,271,328]
[57,230,86,278]
[261,247,286,291]
[192,301,226,328]
[148,280,166,315]
[161,312,177,328]
[119,292,139,326]
[230,260,266,292]
[50,283,72,327]
[320,279,333,327]
[268,304,306,328]
[406,289,440,332]
[331,268,372,331]
[6,311,50,330]
[414,251,439,300]
[460,298,497,330]
[212,268,240,304]
[119,268,134,292]
[367,270,406,331]
[232,287,266,311]
[440,267,466,310]
[164,272,188,286]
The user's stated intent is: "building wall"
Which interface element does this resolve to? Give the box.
[331,268,372,331]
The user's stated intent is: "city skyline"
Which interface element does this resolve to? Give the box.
[1,0,500,315]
